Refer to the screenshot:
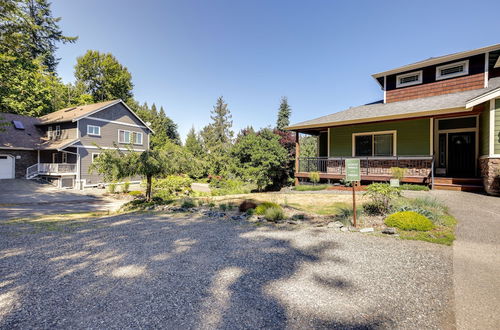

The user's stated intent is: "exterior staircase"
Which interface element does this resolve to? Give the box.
[433,177,484,192]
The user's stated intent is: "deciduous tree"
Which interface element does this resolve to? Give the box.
[75,50,133,102]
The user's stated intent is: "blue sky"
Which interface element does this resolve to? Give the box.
[52,0,500,141]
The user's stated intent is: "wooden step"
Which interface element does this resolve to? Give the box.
[433,177,483,185]
[433,183,484,192]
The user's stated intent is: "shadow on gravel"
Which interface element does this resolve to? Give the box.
[0,212,394,328]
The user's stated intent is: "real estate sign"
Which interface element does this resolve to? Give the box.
[345,159,361,182]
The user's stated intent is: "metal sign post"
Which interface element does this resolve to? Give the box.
[345,159,361,227]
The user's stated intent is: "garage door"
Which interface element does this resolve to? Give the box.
[0,155,14,179]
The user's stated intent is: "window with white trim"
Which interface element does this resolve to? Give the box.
[119,130,131,143]
[133,132,143,145]
[436,60,468,80]
[396,70,422,88]
[118,130,143,145]
[87,125,101,136]
[55,125,61,138]
[92,153,100,163]
[61,152,68,163]
[353,132,395,157]
[47,126,52,139]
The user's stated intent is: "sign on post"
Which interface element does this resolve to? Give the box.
[345,159,360,228]
[345,159,361,182]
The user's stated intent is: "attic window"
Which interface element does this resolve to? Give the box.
[12,120,25,130]
[436,60,468,80]
[396,70,422,88]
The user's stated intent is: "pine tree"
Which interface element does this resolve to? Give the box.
[276,96,291,130]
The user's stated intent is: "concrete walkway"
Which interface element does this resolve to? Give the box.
[429,190,500,330]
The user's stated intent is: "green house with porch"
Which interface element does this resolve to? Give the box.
[287,44,500,195]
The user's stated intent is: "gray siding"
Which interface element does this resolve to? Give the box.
[40,121,77,140]
[78,118,149,149]
[75,103,151,185]
[78,148,141,185]
[89,102,145,126]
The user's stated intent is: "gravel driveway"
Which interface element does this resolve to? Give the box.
[0,212,454,329]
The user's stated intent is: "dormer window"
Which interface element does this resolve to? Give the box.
[396,70,422,88]
[436,60,468,80]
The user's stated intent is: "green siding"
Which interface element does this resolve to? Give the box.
[329,119,430,156]
[479,105,490,156]
[495,99,500,154]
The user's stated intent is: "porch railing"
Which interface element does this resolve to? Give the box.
[298,156,434,177]
[26,163,77,178]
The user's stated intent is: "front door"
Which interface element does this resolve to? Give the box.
[447,132,475,177]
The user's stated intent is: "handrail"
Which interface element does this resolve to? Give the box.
[297,156,433,178]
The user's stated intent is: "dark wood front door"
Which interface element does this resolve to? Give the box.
[448,132,475,177]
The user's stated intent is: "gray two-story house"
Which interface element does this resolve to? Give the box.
[0,100,153,188]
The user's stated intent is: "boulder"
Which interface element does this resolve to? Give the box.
[382,227,397,235]
[239,200,258,212]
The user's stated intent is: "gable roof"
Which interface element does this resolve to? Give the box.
[37,99,154,133]
[0,113,79,150]
[286,77,500,130]
[372,43,500,79]
[38,100,119,124]
[0,113,44,149]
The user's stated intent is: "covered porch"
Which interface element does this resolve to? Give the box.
[291,110,487,190]
[26,148,79,188]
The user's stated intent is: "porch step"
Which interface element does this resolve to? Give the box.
[433,183,484,192]
[433,177,483,185]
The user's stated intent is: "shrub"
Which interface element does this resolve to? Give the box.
[390,167,406,181]
[294,184,328,191]
[362,201,386,216]
[333,202,361,221]
[385,211,435,231]
[239,200,257,212]
[264,206,285,222]
[129,190,143,197]
[108,183,117,194]
[122,181,130,193]
[246,208,255,216]
[210,178,253,196]
[391,196,449,225]
[400,184,429,191]
[339,178,352,187]
[255,202,281,215]
[153,175,193,198]
[365,183,401,213]
[180,198,196,209]
[309,172,320,185]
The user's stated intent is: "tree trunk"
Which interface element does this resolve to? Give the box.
[146,175,152,201]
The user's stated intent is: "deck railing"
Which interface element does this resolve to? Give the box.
[298,156,434,177]
[26,163,77,178]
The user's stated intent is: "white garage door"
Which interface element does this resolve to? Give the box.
[0,155,14,179]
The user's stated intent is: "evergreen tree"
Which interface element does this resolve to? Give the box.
[201,96,233,150]
[0,0,77,72]
[75,50,133,102]
[276,96,291,130]
[185,126,204,157]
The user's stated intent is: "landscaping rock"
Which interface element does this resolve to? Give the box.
[239,200,257,212]
[360,228,374,233]
[340,227,349,232]
[382,227,397,235]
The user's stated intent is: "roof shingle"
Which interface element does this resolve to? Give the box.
[287,77,500,130]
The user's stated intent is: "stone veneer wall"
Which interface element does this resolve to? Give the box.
[479,157,500,195]
[0,149,38,178]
